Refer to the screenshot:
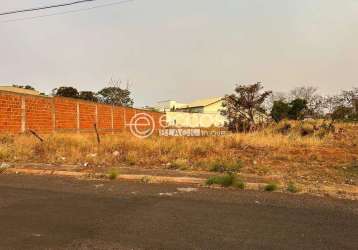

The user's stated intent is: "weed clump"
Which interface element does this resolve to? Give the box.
[277,121,292,135]
[0,147,12,161]
[264,182,278,192]
[287,182,299,193]
[206,174,235,187]
[232,179,245,189]
[108,169,119,180]
[206,174,245,189]
[300,124,315,137]
[169,158,189,170]
[0,135,14,144]
[141,176,151,184]
[343,161,358,177]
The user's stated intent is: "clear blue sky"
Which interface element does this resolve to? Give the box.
[1,0,357,107]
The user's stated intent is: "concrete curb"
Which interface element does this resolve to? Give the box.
[118,174,205,184]
[4,168,267,190]
[4,168,206,185]
[5,168,85,177]
[3,167,358,200]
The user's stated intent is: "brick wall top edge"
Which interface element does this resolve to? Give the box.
[54,96,164,114]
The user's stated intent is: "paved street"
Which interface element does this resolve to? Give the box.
[0,174,357,250]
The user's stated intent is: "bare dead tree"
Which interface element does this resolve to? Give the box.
[222,82,272,132]
[290,86,325,117]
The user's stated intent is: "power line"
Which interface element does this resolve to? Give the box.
[0,0,100,16]
[0,0,133,24]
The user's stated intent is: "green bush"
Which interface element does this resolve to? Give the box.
[287,182,299,193]
[264,182,278,192]
[233,179,245,189]
[206,174,235,187]
[108,169,119,180]
[206,174,246,189]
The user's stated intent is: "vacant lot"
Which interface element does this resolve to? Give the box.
[0,121,357,190]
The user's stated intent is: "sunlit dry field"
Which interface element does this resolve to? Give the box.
[0,121,357,187]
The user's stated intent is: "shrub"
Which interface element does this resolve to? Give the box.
[169,158,189,170]
[264,182,278,192]
[316,128,328,139]
[332,106,353,121]
[192,144,210,156]
[108,169,119,180]
[141,176,152,184]
[276,121,292,135]
[343,161,358,176]
[287,182,299,193]
[226,137,244,149]
[206,174,235,187]
[0,135,14,144]
[232,179,245,189]
[0,147,12,161]
[209,159,243,173]
[314,122,335,138]
[300,124,314,136]
[125,152,137,166]
[320,122,335,133]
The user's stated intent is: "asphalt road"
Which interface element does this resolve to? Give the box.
[0,174,357,250]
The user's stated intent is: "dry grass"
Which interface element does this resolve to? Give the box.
[0,121,357,186]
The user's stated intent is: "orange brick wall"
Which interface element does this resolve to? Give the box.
[79,102,96,130]
[124,108,136,127]
[54,97,77,131]
[151,111,164,132]
[0,93,22,134]
[25,96,53,133]
[113,106,125,130]
[97,104,112,130]
[0,90,164,135]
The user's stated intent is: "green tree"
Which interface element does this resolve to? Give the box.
[271,100,290,122]
[12,84,35,90]
[52,86,79,98]
[290,86,324,117]
[340,87,358,107]
[97,87,133,107]
[79,91,98,102]
[288,98,307,120]
[331,106,354,121]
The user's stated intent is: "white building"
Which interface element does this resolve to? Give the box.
[0,85,40,96]
[155,100,188,112]
[156,97,227,128]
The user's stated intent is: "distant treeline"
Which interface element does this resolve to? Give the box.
[222,82,357,132]
[13,79,134,107]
